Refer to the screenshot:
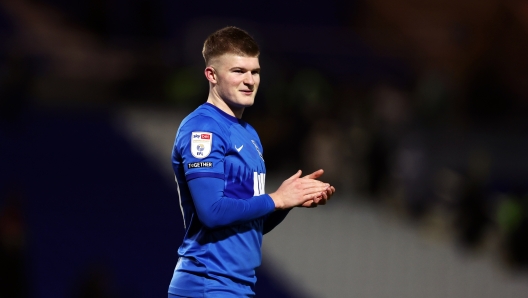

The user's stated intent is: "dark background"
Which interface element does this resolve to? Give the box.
[2,0,528,297]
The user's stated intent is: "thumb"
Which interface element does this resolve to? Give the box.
[287,170,302,181]
[303,169,324,179]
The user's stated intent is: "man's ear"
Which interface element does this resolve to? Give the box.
[204,67,217,83]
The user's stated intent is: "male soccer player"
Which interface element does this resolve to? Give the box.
[168,26,335,297]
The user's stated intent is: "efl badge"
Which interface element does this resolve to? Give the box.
[191,132,212,159]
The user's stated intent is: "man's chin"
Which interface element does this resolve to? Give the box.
[231,101,255,109]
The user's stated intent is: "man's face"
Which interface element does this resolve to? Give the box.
[211,54,260,110]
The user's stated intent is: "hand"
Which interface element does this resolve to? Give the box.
[300,169,335,208]
[269,170,330,210]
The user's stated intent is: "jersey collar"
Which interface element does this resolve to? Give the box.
[204,102,241,124]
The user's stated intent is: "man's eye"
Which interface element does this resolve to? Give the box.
[234,70,243,73]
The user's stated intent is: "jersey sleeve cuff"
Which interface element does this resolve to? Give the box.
[261,194,276,213]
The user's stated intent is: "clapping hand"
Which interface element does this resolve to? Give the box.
[269,170,332,210]
[300,169,335,208]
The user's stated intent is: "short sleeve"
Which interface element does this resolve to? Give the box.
[175,115,230,181]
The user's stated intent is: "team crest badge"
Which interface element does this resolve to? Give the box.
[191,132,212,158]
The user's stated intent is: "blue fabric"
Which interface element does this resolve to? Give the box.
[169,103,280,297]
[188,177,274,228]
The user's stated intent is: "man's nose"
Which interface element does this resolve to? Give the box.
[243,72,254,85]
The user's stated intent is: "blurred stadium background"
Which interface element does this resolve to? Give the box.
[1,0,528,297]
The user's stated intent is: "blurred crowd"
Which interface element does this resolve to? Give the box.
[2,0,528,297]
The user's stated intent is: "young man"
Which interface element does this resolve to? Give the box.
[168,26,335,297]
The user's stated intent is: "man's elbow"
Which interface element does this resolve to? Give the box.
[199,215,228,229]
[198,202,233,229]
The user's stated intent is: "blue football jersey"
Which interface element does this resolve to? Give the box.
[169,103,276,297]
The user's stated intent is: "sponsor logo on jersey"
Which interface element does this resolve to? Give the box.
[191,131,212,158]
[188,162,213,169]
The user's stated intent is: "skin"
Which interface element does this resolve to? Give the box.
[204,53,335,209]
[271,169,336,209]
[301,169,336,207]
[205,53,261,119]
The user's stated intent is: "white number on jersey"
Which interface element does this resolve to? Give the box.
[253,172,266,196]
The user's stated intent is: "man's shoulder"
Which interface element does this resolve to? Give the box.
[178,105,232,140]
[181,105,221,128]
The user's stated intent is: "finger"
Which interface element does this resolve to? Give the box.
[313,192,328,205]
[316,197,327,205]
[304,199,319,207]
[287,170,302,181]
[291,170,302,180]
[327,186,336,197]
[322,188,333,201]
[303,189,329,201]
[302,169,324,179]
[322,185,334,195]
[302,183,330,194]
[303,191,326,202]
[301,200,317,208]
[300,179,328,188]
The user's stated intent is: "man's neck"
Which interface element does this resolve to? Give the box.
[206,94,244,119]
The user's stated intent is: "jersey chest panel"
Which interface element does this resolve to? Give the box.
[223,124,266,199]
